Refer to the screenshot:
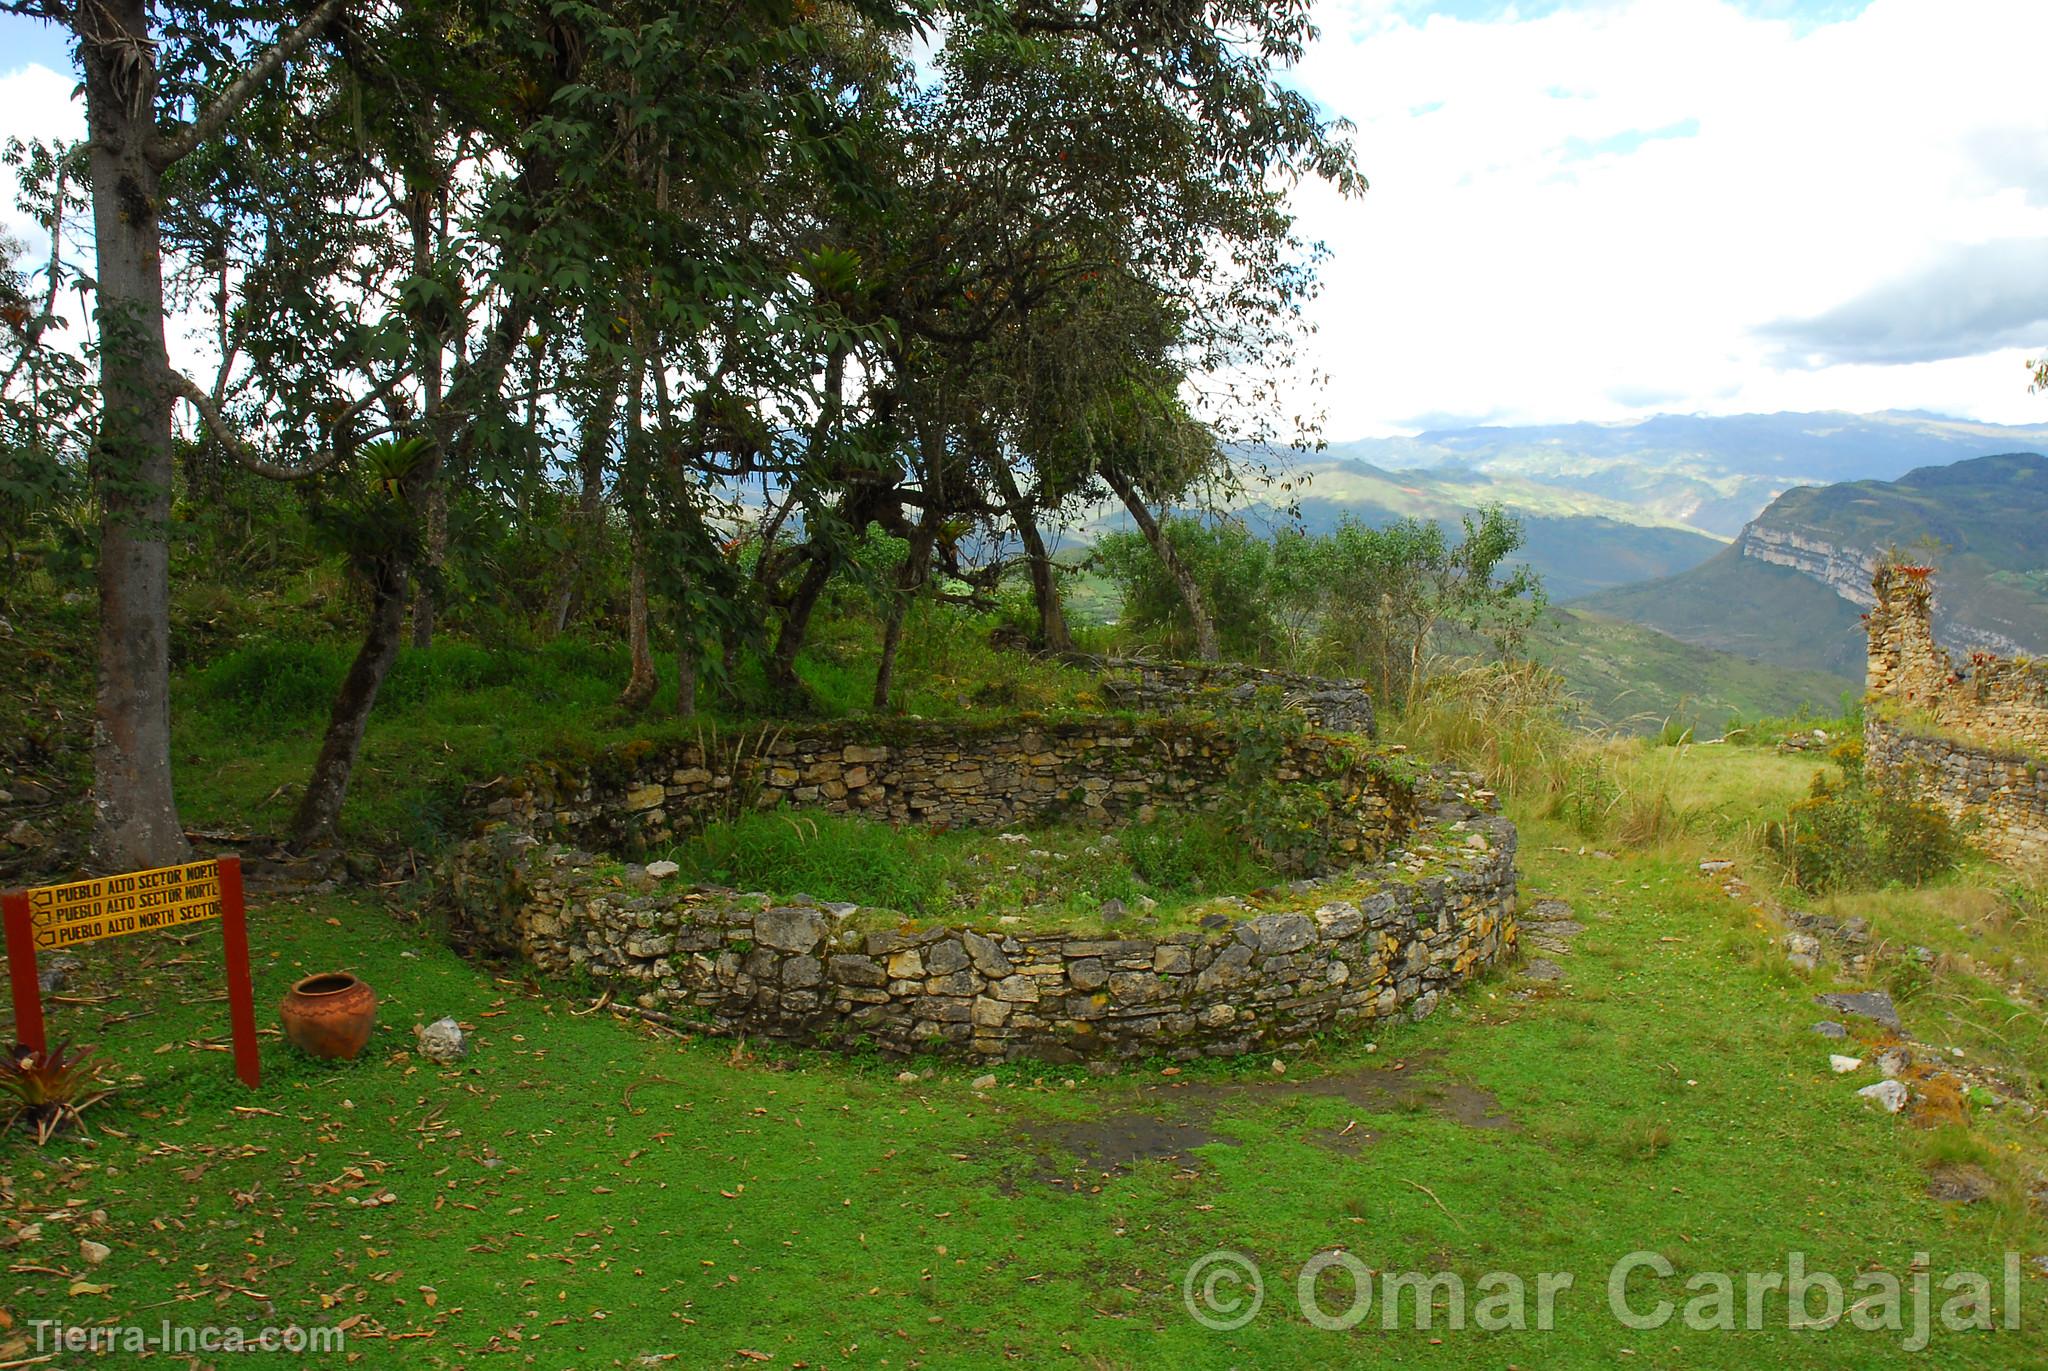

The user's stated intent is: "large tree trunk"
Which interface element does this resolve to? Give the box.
[290,555,408,844]
[768,553,833,702]
[991,455,1071,653]
[81,0,188,869]
[616,360,657,712]
[674,617,699,717]
[407,179,449,649]
[1102,466,1218,661]
[410,483,444,648]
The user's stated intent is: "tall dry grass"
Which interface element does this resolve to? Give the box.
[1393,659,1821,859]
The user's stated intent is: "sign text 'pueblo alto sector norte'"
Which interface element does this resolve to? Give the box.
[26,861,225,950]
[4,856,260,1084]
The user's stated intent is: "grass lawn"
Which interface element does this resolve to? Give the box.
[8,796,2046,1367]
[642,809,1283,936]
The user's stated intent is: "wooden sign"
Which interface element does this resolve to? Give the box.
[3,856,259,1087]
[26,860,225,949]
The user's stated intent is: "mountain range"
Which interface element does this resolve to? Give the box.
[1577,452,2048,679]
[1085,409,2048,730]
[1318,409,2048,536]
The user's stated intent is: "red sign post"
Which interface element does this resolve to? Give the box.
[2,856,259,1086]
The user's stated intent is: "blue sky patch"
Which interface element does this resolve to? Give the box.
[1561,117,1701,161]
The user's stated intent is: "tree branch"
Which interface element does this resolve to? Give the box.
[165,365,405,481]
[150,0,349,170]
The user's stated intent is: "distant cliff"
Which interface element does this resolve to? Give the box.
[1577,453,2048,678]
[1731,522,2026,656]
[1733,523,1878,607]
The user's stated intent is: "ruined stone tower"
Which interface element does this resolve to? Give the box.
[1864,563,1949,706]
[1862,564,2048,866]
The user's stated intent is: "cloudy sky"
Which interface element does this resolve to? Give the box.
[4,0,2048,439]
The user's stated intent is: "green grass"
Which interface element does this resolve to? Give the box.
[9,814,2044,1367]
[649,810,1279,932]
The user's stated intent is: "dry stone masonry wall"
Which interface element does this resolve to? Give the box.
[473,717,1401,859]
[1864,719,2048,868]
[1089,659,1378,737]
[1865,565,2048,866]
[443,714,1519,1061]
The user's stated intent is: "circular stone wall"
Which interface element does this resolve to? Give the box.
[441,715,1519,1062]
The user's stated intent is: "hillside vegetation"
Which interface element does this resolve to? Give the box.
[1193,458,1727,599]
[1516,608,1854,734]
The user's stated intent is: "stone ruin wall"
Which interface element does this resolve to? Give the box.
[1865,565,2048,865]
[1862,720,2048,868]
[1088,659,1377,737]
[443,714,1520,1062]
[471,717,1403,861]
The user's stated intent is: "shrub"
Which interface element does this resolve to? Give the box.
[1871,785,1966,885]
[0,1040,113,1144]
[1398,659,1583,807]
[1773,768,1965,895]
[190,639,348,724]
[1119,814,1269,892]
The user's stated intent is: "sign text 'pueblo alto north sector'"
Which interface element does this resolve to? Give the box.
[26,861,224,950]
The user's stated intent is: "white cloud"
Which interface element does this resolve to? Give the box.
[10,7,2048,444]
[0,63,85,250]
[1286,0,2048,435]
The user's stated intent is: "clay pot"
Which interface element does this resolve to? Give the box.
[279,972,377,1061]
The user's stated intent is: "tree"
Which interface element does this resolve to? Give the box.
[1095,517,1278,663]
[1,0,348,867]
[1315,506,1544,708]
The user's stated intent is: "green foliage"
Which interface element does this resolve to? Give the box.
[1720,696,1864,749]
[1773,767,1968,895]
[663,812,952,914]
[1097,507,1546,710]
[1096,517,1281,661]
[1118,814,1279,893]
[189,637,636,729]
[655,809,1276,928]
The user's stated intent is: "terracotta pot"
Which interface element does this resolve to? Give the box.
[279,972,377,1061]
